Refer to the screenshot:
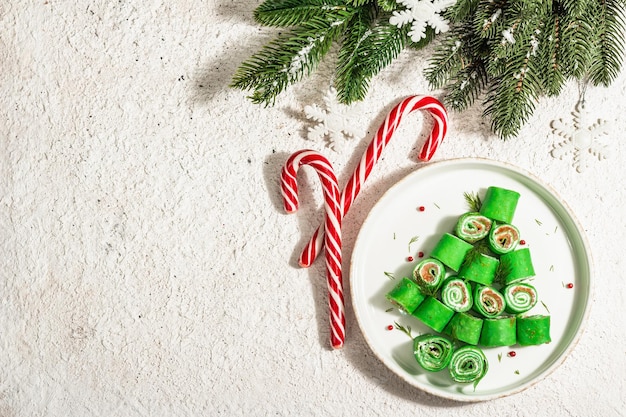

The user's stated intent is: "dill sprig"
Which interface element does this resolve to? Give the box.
[463,191,482,212]
[408,236,420,253]
[493,259,512,287]
[459,239,493,272]
[394,321,413,339]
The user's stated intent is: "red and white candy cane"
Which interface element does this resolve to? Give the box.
[281,149,345,349]
[299,95,448,268]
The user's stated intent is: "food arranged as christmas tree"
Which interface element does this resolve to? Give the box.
[386,186,550,384]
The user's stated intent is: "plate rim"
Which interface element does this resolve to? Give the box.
[349,157,594,402]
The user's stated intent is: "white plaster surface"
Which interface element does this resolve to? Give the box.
[1,1,625,416]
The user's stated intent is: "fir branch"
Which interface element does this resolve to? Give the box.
[335,14,411,103]
[255,0,348,27]
[474,0,506,40]
[231,12,355,105]
[484,73,539,139]
[446,0,479,22]
[348,0,374,6]
[377,0,398,12]
[588,0,626,86]
[427,11,490,111]
[233,0,626,138]
[487,1,547,64]
[335,6,377,103]
[559,9,596,79]
[424,23,470,88]
[484,4,547,138]
[443,61,488,111]
[561,0,591,16]
[538,10,565,96]
[355,20,411,75]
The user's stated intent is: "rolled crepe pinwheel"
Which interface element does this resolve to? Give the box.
[443,312,483,345]
[479,316,517,347]
[479,186,520,223]
[458,252,499,286]
[412,334,454,372]
[412,296,455,332]
[455,212,492,243]
[385,277,426,314]
[448,345,488,384]
[430,233,473,272]
[473,285,506,318]
[412,258,446,296]
[500,248,536,285]
[517,315,551,345]
[440,277,473,313]
[503,282,538,314]
[488,223,520,255]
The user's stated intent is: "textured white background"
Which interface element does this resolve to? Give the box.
[1,1,625,416]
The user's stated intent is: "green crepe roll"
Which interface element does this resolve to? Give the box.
[458,252,499,286]
[412,258,446,296]
[517,315,551,345]
[479,186,520,223]
[479,316,517,347]
[440,277,473,313]
[503,283,538,314]
[500,248,536,285]
[473,286,506,318]
[443,312,483,345]
[385,277,426,314]
[430,233,473,272]
[455,212,492,243]
[488,223,520,255]
[412,296,455,332]
[412,334,454,372]
[448,346,488,384]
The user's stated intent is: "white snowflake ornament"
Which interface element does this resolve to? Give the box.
[389,0,456,43]
[550,100,611,173]
[304,87,366,152]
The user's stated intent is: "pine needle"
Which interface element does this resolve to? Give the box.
[384,271,396,280]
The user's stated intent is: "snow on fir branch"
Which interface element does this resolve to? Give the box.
[231,0,626,139]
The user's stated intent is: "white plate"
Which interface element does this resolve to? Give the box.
[350,158,592,402]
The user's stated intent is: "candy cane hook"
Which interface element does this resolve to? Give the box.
[299,95,448,268]
[281,149,345,349]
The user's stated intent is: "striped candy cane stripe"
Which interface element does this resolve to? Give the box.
[281,149,346,349]
[299,95,448,268]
